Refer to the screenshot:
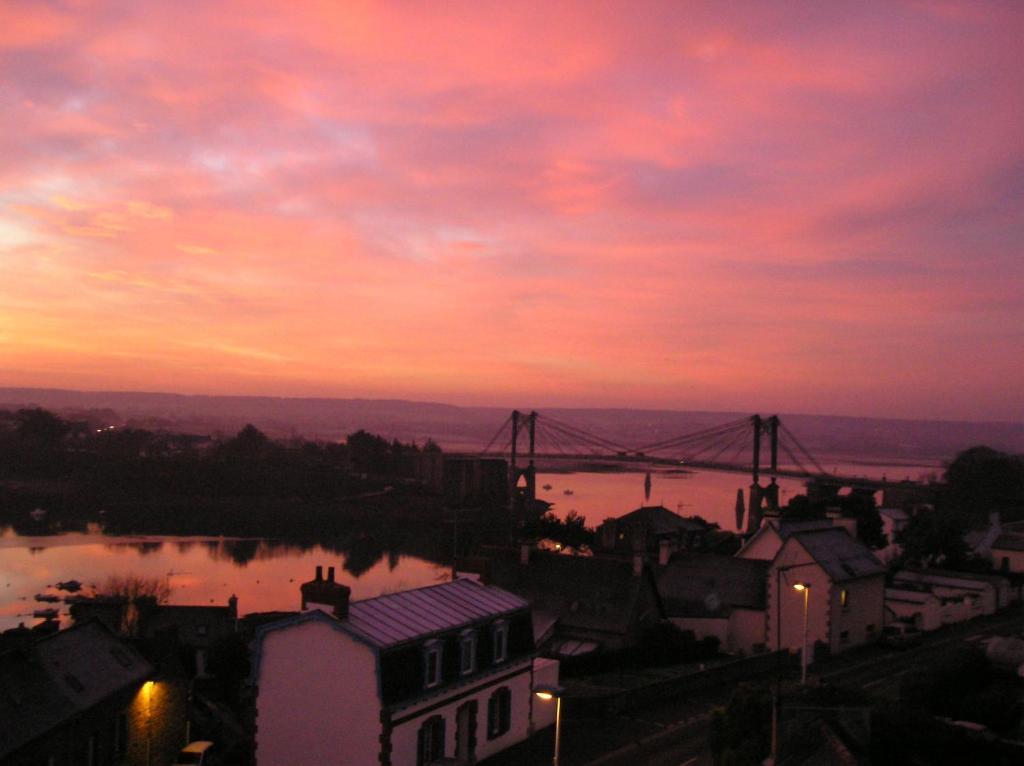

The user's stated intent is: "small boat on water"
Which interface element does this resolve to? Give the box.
[563,489,574,496]
[56,580,82,593]
[542,484,553,491]
[33,608,59,619]
[34,594,60,603]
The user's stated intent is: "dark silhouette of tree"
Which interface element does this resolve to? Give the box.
[942,446,1024,525]
[15,408,70,447]
[895,510,970,567]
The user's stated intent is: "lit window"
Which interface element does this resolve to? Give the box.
[840,589,849,609]
[460,630,476,675]
[487,687,512,739]
[492,621,508,664]
[424,642,443,688]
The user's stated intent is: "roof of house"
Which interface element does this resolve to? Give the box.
[341,578,527,649]
[611,505,707,535]
[70,598,236,645]
[789,528,886,582]
[484,547,659,638]
[878,508,910,522]
[658,553,769,617]
[885,587,938,604]
[894,568,1008,588]
[0,620,152,759]
[775,519,836,538]
[992,531,1024,552]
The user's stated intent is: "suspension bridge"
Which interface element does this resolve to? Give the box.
[473,411,918,532]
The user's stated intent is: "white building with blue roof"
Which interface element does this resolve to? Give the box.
[251,567,558,766]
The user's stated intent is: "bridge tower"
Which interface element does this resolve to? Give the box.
[509,410,537,509]
[746,414,781,533]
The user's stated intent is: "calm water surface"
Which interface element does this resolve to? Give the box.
[1,458,939,631]
[0,529,450,631]
[537,458,940,529]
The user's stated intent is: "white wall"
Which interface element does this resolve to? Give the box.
[389,658,534,765]
[730,608,767,653]
[767,542,829,654]
[532,657,560,731]
[993,547,1024,574]
[255,620,381,766]
[829,575,885,652]
[885,590,942,631]
[737,527,784,562]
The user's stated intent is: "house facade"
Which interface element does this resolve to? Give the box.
[657,553,768,654]
[476,545,664,658]
[0,620,187,766]
[992,522,1024,574]
[252,569,557,766]
[764,529,886,656]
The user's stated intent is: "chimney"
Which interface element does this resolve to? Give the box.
[228,594,238,627]
[301,565,350,619]
[658,539,674,567]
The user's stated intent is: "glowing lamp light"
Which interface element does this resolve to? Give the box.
[535,690,554,701]
[792,582,809,591]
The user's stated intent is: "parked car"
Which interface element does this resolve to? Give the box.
[173,741,215,766]
[880,622,922,648]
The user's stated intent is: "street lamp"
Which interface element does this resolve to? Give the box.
[534,685,565,766]
[792,583,811,685]
[770,562,817,764]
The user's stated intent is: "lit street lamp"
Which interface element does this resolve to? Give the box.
[534,684,565,766]
[792,583,811,685]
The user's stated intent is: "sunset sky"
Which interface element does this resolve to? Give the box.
[1,1,1022,422]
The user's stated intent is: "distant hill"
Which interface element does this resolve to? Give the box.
[1,386,1021,462]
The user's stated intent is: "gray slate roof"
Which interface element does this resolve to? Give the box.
[482,547,660,637]
[658,553,769,617]
[790,528,885,582]
[343,578,528,649]
[615,505,707,535]
[0,621,152,758]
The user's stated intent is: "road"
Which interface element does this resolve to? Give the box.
[481,606,1023,766]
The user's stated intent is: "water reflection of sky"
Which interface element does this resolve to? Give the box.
[537,459,939,530]
[0,529,450,631]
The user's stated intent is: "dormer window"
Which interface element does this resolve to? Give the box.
[423,641,443,688]
[459,629,476,675]
[492,620,508,664]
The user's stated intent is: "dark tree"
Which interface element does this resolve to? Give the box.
[895,509,970,567]
[942,446,1024,524]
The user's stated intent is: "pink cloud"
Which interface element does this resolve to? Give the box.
[0,1,1021,421]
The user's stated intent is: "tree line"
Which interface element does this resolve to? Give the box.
[0,407,440,505]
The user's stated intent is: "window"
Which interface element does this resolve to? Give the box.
[459,630,476,675]
[487,687,512,739]
[492,621,508,664]
[424,641,443,688]
[417,715,445,766]
[840,588,849,609]
[840,630,849,644]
